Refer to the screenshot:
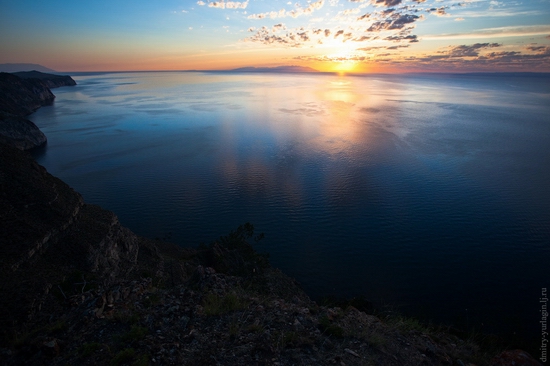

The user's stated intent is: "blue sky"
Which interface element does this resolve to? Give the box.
[1,0,549,72]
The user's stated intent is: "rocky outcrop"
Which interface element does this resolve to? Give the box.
[0,113,47,150]
[0,73,55,116]
[13,71,77,89]
[0,71,76,150]
[0,72,53,150]
[0,142,140,334]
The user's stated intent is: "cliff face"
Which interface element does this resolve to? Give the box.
[0,73,55,116]
[0,71,76,150]
[0,114,47,150]
[0,142,141,331]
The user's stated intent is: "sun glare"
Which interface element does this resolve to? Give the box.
[324,44,362,74]
[333,60,358,75]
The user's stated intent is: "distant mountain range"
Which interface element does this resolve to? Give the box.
[0,63,322,74]
[0,63,57,73]
[229,65,319,73]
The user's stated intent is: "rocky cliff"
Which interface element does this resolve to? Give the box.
[0,73,55,116]
[13,71,77,89]
[0,71,76,150]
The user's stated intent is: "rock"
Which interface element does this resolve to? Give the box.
[42,338,60,357]
[490,349,542,366]
[0,113,47,150]
[0,72,55,116]
[0,71,75,150]
[344,348,360,358]
[0,142,144,335]
[12,71,76,88]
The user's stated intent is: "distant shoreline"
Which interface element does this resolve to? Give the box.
[62,69,550,79]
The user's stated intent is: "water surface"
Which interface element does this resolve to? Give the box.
[31,71,550,344]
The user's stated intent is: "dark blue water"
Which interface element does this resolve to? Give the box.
[30,71,550,345]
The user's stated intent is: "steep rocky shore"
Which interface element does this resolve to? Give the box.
[0,75,541,366]
[13,71,77,89]
[0,71,76,150]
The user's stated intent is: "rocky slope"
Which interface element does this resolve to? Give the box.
[0,71,76,150]
[0,141,541,366]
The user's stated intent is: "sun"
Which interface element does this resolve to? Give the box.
[325,44,362,74]
[333,60,359,74]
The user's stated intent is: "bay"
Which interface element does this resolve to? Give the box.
[30,71,550,344]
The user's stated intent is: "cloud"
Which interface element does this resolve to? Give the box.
[248,0,324,19]
[445,42,501,57]
[293,55,368,62]
[423,25,550,40]
[367,14,420,31]
[387,44,410,49]
[371,0,402,7]
[244,27,315,47]
[385,34,418,42]
[453,9,542,18]
[244,6,424,48]
[428,7,449,17]
[201,0,249,9]
[396,42,550,70]
[353,35,371,41]
[357,46,384,51]
[527,45,548,52]
[338,8,360,16]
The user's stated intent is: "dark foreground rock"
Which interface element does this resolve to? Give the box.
[1,141,540,365]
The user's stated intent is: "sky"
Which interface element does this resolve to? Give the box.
[1,0,549,73]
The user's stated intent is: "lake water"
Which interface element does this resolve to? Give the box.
[30,71,550,345]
